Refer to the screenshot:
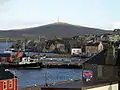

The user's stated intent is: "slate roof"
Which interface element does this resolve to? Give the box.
[86,42,100,46]
[0,65,17,80]
[83,50,106,65]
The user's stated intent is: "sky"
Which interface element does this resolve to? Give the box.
[0,0,120,30]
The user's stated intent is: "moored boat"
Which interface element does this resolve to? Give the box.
[1,56,43,69]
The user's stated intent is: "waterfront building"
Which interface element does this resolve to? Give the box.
[108,35,120,42]
[71,48,82,55]
[85,41,104,54]
[83,49,120,81]
[0,66,18,90]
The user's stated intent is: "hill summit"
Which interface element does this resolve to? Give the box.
[0,22,111,39]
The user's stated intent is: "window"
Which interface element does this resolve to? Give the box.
[30,60,34,62]
[77,50,79,53]
[9,80,13,89]
[73,50,76,52]
[3,81,7,90]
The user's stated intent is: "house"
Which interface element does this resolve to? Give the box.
[71,48,82,55]
[0,65,18,90]
[56,44,65,53]
[108,35,120,42]
[85,42,104,54]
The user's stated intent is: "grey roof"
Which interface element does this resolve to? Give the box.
[0,65,17,80]
[86,42,99,46]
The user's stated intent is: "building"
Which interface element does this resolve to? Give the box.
[71,48,82,55]
[82,49,120,82]
[85,42,104,54]
[108,35,120,42]
[116,45,120,65]
[0,65,18,90]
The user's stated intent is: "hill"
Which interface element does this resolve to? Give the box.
[0,22,112,39]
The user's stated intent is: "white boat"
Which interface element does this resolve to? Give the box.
[19,57,39,65]
[2,56,43,69]
[3,48,15,54]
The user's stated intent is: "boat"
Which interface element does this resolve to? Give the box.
[1,41,45,69]
[3,48,15,53]
[1,56,43,69]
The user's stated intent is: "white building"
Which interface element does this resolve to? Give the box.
[71,48,82,55]
[98,42,104,52]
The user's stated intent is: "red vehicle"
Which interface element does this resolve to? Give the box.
[82,70,93,82]
[0,66,18,90]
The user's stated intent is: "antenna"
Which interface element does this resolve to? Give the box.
[57,17,59,23]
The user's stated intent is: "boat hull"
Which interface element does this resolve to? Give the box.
[1,62,42,69]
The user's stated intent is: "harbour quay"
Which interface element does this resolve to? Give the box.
[41,58,84,69]
[20,78,119,90]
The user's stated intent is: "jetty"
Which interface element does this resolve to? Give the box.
[2,59,83,69]
[42,59,83,68]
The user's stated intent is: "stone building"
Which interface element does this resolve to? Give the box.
[85,42,104,54]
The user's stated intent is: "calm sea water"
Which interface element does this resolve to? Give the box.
[11,68,82,88]
[0,42,82,88]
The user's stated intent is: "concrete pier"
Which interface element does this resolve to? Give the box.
[42,60,83,68]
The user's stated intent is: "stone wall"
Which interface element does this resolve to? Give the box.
[83,64,120,80]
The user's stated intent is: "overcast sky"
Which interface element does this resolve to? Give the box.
[0,0,120,30]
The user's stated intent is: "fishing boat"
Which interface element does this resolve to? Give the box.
[1,56,44,69]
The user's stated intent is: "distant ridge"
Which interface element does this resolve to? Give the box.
[0,22,112,39]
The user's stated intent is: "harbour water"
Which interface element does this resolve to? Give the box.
[0,41,13,52]
[11,68,82,88]
[0,42,83,88]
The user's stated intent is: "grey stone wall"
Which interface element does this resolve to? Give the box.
[83,64,120,80]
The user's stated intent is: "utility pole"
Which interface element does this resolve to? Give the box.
[45,70,48,86]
